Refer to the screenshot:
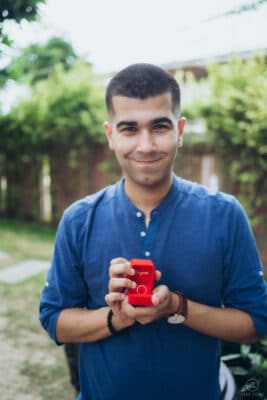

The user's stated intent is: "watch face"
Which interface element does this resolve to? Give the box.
[167,314,185,324]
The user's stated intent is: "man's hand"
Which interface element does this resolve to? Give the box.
[105,257,136,330]
[105,258,173,329]
[124,284,176,325]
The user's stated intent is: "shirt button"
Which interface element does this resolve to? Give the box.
[145,251,150,257]
[136,211,142,218]
[140,231,146,237]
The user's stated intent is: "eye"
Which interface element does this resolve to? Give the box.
[153,124,169,132]
[121,126,137,135]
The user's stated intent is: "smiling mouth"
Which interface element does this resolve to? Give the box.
[130,157,162,164]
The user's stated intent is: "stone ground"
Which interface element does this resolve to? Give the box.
[0,253,49,399]
[0,259,50,284]
[0,305,42,400]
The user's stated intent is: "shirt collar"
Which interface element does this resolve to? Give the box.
[116,173,181,217]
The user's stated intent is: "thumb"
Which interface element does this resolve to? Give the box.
[151,285,164,306]
[151,292,161,306]
[151,285,169,306]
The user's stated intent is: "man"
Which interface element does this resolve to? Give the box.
[40,63,267,400]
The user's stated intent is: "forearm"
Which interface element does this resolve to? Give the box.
[184,299,260,344]
[56,307,112,343]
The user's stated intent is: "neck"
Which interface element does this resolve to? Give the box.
[124,175,173,217]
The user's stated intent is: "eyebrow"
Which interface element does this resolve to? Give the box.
[152,117,173,126]
[116,117,173,129]
[116,120,137,129]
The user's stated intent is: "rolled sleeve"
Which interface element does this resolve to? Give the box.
[222,198,267,339]
[39,209,88,343]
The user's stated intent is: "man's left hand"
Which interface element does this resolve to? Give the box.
[122,285,177,325]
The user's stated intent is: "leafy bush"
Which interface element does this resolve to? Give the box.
[195,55,267,227]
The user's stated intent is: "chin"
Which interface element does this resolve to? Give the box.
[133,173,170,188]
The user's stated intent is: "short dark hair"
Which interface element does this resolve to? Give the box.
[105,63,181,117]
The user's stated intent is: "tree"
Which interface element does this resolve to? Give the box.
[3,37,79,85]
[199,55,267,227]
[0,0,45,23]
[0,0,45,45]
[0,107,42,219]
[0,60,107,221]
[205,0,267,22]
[0,0,46,88]
[221,0,267,16]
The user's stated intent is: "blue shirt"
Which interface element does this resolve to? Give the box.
[39,175,267,400]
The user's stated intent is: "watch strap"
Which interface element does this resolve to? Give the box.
[107,309,127,336]
[107,309,119,335]
[172,291,188,318]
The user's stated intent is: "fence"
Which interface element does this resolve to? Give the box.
[0,143,266,272]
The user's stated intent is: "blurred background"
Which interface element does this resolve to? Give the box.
[0,1,266,399]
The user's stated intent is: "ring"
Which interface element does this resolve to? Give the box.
[136,285,147,294]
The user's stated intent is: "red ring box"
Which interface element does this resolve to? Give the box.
[127,259,156,306]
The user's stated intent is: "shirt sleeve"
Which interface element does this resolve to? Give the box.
[222,197,267,339]
[39,209,88,343]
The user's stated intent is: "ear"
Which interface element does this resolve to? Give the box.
[177,117,186,145]
[178,117,186,136]
[103,121,114,150]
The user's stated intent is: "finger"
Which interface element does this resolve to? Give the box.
[155,270,162,282]
[110,257,128,265]
[121,299,137,318]
[105,292,126,306]
[109,262,135,278]
[109,277,137,292]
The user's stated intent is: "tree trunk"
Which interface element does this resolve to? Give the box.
[49,144,92,223]
[5,154,41,220]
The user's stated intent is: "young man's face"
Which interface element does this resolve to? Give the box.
[104,92,185,190]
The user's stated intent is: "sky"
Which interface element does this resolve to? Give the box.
[3,0,267,74]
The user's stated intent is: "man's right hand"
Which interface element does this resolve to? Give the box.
[105,257,162,332]
[105,257,137,330]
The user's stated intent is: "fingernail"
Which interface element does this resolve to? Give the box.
[131,281,137,289]
[153,294,160,305]
[130,268,135,275]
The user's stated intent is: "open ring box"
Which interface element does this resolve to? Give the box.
[127,259,156,306]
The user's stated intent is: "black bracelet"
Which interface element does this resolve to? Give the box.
[107,309,121,335]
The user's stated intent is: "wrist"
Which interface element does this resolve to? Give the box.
[169,291,180,315]
[107,309,122,335]
[107,309,134,335]
[167,291,188,324]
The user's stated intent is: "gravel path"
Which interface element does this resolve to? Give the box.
[0,313,42,400]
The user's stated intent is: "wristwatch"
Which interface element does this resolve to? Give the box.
[167,291,188,324]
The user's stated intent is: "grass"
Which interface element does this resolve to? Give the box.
[0,217,76,400]
[2,274,49,338]
[20,359,75,400]
[0,218,56,264]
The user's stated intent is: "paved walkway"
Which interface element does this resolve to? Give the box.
[0,253,50,283]
[0,251,9,262]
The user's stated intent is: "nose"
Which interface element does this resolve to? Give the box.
[137,129,155,152]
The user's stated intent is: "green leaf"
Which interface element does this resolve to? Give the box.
[230,366,249,376]
[241,344,251,355]
[221,354,241,361]
[189,54,267,228]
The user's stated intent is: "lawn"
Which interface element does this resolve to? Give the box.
[0,218,76,400]
[0,218,56,264]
